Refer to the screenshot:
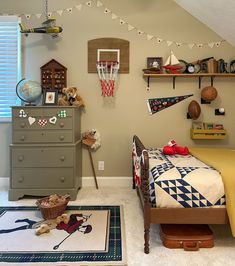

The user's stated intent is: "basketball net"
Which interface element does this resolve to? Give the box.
[96,61,119,97]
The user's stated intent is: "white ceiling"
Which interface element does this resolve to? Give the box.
[174,0,235,47]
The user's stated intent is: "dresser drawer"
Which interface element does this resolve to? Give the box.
[12,117,73,130]
[12,147,74,167]
[12,130,73,143]
[12,108,43,118]
[12,168,74,188]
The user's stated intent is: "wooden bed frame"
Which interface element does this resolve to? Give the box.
[133,135,229,254]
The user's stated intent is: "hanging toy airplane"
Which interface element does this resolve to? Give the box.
[19,18,63,38]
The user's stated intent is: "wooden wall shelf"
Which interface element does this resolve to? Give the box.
[190,129,227,140]
[143,73,235,89]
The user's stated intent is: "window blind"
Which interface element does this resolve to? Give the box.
[0,16,21,121]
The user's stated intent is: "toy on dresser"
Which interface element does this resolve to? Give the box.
[58,87,85,107]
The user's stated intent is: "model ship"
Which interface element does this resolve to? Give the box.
[163,51,182,74]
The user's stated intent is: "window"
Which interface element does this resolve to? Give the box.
[0,16,21,121]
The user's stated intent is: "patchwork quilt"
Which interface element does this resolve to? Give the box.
[147,149,226,208]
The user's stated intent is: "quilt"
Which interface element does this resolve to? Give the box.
[147,149,225,208]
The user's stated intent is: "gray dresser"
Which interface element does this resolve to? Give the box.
[9,106,82,201]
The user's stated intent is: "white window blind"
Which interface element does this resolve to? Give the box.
[0,16,21,121]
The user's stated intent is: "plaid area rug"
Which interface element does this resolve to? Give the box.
[0,205,126,265]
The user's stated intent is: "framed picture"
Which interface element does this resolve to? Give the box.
[147,57,163,73]
[43,89,58,105]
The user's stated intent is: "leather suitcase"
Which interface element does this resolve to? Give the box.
[160,224,214,251]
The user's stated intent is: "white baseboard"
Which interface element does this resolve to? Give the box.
[0,176,132,189]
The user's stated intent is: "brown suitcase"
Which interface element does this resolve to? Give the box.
[160,224,214,251]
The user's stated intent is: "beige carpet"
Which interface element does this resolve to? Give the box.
[0,182,235,266]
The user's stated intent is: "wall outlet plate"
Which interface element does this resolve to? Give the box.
[98,161,104,171]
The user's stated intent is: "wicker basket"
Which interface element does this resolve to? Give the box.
[36,195,70,219]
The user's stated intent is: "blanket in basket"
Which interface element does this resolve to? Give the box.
[147,149,225,208]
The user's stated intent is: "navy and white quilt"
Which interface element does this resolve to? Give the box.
[148,149,226,208]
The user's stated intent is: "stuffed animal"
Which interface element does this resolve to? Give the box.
[82,129,101,150]
[35,224,50,235]
[163,139,189,156]
[58,87,85,107]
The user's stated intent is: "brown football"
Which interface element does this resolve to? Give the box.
[201,86,218,101]
[188,100,201,120]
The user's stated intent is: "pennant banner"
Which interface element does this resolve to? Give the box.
[12,0,225,49]
[147,94,193,115]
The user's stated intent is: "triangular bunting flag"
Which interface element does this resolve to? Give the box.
[104,8,111,14]
[57,10,63,16]
[167,41,173,47]
[111,13,118,20]
[75,4,82,11]
[119,19,125,25]
[147,34,154,41]
[147,94,193,115]
[86,1,92,7]
[66,7,73,13]
[176,42,182,47]
[35,13,42,18]
[127,24,135,31]
[97,1,103,7]
[25,14,31,20]
[188,43,195,49]
[197,43,203,48]
[208,42,215,48]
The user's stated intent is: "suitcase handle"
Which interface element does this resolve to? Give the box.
[182,241,200,251]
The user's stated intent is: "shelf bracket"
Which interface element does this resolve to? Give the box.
[198,76,202,89]
[173,76,176,89]
[147,76,150,91]
[211,76,214,87]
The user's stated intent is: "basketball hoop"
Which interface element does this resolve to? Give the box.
[96,60,119,97]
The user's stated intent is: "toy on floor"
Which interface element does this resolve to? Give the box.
[35,224,50,235]
[35,213,70,236]
[163,139,189,156]
[58,87,85,107]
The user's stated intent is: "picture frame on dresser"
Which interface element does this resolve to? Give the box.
[43,89,58,105]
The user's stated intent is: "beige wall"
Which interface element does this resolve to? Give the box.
[1,0,235,177]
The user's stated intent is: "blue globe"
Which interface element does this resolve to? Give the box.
[16,79,42,105]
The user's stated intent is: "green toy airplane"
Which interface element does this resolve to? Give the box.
[19,18,63,38]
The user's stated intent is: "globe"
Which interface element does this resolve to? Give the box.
[16,78,42,105]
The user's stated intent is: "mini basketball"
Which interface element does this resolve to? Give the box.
[201,86,218,101]
[188,100,201,120]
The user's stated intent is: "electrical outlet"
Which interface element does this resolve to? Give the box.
[98,161,104,171]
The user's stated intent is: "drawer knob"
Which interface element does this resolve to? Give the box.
[60,122,64,128]
[60,177,65,182]
[60,135,65,141]
[18,177,24,183]
[60,156,65,161]
[20,135,25,141]
[20,122,26,128]
[18,155,24,162]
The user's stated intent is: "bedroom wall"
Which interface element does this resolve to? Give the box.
[0,0,235,178]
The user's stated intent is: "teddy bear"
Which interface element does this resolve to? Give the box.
[58,87,85,107]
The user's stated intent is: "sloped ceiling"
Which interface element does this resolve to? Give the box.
[174,0,235,47]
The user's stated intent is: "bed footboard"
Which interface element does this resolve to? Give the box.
[133,135,151,253]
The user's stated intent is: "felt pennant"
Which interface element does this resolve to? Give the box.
[147,94,193,115]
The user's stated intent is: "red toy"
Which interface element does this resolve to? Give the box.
[163,139,189,156]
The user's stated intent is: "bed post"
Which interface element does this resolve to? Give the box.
[133,135,151,253]
[142,150,151,254]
